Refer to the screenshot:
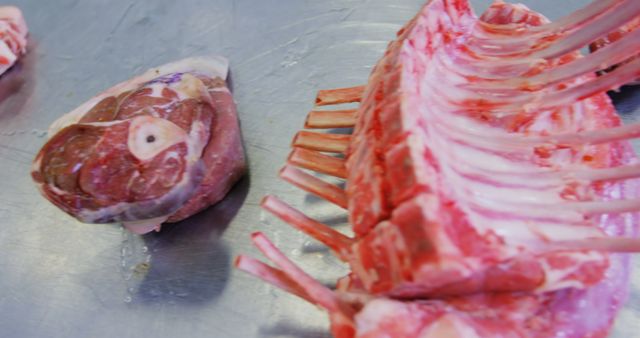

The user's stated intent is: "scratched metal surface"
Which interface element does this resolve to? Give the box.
[0,0,638,337]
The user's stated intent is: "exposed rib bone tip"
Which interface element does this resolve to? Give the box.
[293,131,351,153]
[260,195,353,257]
[278,166,289,176]
[251,231,264,240]
[260,195,275,208]
[315,85,366,106]
[280,165,349,209]
[305,109,358,129]
[288,148,348,178]
[234,255,246,268]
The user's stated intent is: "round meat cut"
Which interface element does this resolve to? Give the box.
[32,57,246,234]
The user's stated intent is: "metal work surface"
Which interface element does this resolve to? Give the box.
[1,1,638,337]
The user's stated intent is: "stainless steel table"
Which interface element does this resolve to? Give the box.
[1,1,638,337]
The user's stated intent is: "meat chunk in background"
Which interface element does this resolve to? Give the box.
[0,6,27,76]
[32,57,247,234]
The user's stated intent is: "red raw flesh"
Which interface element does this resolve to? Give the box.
[116,87,175,120]
[237,228,628,337]
[166,86,246,222]
[32,61,246,226]
[352,290,617,338]
[78,96,118,123]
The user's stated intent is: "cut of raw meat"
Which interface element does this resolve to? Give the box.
[237,0,640,337]
[263,0,640,297]
[238,230,632,337]
[0,6,27,76]
[32,57,246,234]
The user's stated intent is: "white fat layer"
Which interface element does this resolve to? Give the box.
[355,299,481,338]
[146,73,210,102]
[127,115,188,161]
[419,314,480,338]
[410,23,610,249]
[209,86,231,93]
[173,73,209,101]
[0,40,17,75]
[537,251,604,291]
[355,299,408,334]
[123,216,168,234]
[471,214,602,246]
[48,56,229,136]
[186,121,208,162]
[146,82,166,98]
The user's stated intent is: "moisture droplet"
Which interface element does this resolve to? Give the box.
[132,262,151,276]
[142,246,148,253]
[259,210,271,225]
[124,296,132,303]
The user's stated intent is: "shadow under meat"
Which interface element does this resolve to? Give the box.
[0,38,37,120]
[317,213,349,227]
[300,240,331,255]
[609,85,640,118]
[303,177,346,205]
[134,176,250,306]
[258,321,332,338]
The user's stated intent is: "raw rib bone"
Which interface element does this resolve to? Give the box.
[238,231,633,338]
[589,14,640,84]
[239,0,640,337]
[262,0,640,297]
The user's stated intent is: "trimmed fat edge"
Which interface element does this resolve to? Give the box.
[48,56,229,136]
